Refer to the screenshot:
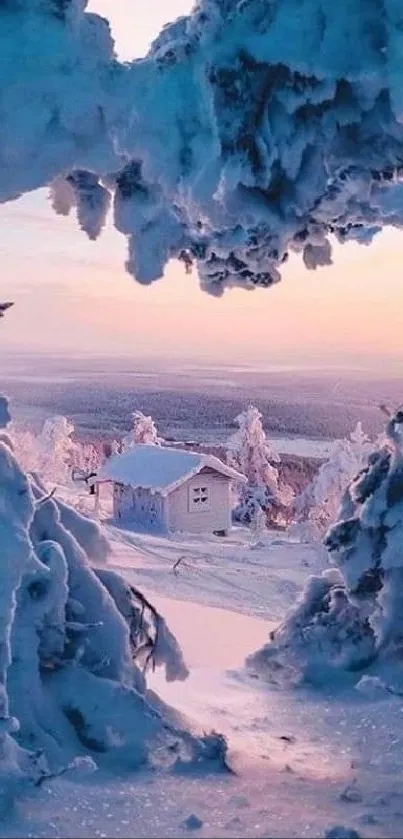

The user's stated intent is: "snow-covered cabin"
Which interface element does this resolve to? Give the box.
[94,444,246,535]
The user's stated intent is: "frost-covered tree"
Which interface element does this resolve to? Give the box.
[122,410,162,451]
[11,421,106,494]
[71,440,104,497]
[11,415,78,486]
[37,415,76,484]
[292,423,373,539]
[0,396,227,810]
[248,409,403,683]
[324,408,403,650]
[227,405,292,526]
[8,424,40,475]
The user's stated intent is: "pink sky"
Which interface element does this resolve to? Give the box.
[1,0,403,374]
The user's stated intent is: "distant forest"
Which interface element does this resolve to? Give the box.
[2,367,398,443]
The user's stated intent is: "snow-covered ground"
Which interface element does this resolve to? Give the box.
[108,526,324,621]
[3,521,403,838]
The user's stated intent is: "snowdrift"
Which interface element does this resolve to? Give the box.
[2,1,403,293]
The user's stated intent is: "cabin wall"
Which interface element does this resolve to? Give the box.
[113,483,166,531]
[166,471,231,534]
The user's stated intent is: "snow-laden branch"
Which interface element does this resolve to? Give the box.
[2,0,403,293]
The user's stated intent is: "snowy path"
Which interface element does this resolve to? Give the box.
[3,530,403,837]
[4,589,403,839]
[149,596,403,839]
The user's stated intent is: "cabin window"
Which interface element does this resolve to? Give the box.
[189,484,210,512]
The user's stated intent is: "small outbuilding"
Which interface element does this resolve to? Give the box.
[94,444,245,535]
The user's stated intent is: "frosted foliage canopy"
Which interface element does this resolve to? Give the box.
[2,0,403,293]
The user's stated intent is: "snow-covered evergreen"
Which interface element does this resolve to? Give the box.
[292,423,373,539]
[227,405,292,527]
[249,409,403,683]
[325,409,403,650]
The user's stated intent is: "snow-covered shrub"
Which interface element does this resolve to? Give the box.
[248,409,403,683]
[122,410,162,451]
[227,405,292,527]
[0,395,226,808]
[292,423,373,539]
[247,569,376,685]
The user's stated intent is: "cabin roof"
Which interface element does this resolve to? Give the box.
[93,444,246,496]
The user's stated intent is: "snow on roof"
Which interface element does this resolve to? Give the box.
[94,444,246,496]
